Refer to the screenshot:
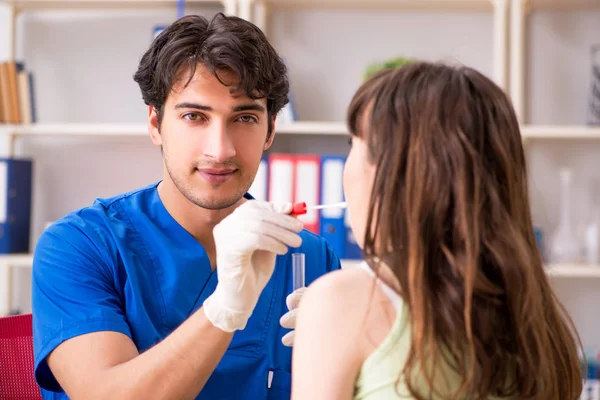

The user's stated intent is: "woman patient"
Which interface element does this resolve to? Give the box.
[291,62,583,399]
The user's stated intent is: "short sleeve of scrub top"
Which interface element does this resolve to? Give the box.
[32,209,131,393]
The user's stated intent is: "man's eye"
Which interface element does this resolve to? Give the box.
[238,115,258,123]
[183,113,203,121]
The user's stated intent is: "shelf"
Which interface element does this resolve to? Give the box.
[278,123,600,139]
[529,0,600,9]
[3,123,147,136]
[341,259,600,278]
[0,122,349,137]
[521,125,600,140]
[1,255,598,278]
[545,264,600,278]
[3,123,600,140]
[1,0,223,11]
[275,121,347,135]
[0,254,34,269]
[341,259,363,268]
[265,0,494,11]
[3,123,600,139]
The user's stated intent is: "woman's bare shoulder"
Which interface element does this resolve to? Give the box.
[299,266,398,357]
[303,267,377,308]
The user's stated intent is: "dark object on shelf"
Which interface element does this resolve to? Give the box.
[587,44,600,125]
[0,158,33,254]
[534,226,545,262]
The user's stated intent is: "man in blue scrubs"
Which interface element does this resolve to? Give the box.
[32,13,341,400]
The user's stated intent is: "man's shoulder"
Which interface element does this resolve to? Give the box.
[298,229,331,253]
[45,182,160,240]
[296,229,342,271]
[55,182,158,223]
[91,181,160,210]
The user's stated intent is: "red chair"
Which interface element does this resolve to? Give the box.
[0,313,42,399]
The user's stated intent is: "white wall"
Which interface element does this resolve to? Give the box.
[2,5,600,349]
[267,9,494,122]
[0,6,9,56]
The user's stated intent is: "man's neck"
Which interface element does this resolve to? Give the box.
[157,177,246,268]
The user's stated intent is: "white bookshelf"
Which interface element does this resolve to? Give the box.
[2,123,147,136]
[0,0,597,325]
[341,259,363,269]
[529,0,600,9]
[546,264,600,278]
[0,122,349,137]
[4,122,600,139]
[262,0,495,11]
[521,125,600,140]
[0,254,35,269]
[2,0,225,11]
[510,0,600,123]
[1,0,510,11]
[256,0,509,92]
[275,121,347,135]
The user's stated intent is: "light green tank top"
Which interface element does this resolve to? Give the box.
[353,263,507,400]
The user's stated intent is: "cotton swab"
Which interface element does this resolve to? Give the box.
[290,201,347,216]
[311,202,347,210]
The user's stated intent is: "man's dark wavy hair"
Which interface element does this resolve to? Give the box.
[134,13,289,138]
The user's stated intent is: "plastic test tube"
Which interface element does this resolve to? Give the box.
[292,253,306,291]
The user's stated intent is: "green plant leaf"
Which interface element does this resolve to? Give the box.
[363,56,417,80]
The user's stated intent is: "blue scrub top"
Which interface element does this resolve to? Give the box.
[32,182,341,400]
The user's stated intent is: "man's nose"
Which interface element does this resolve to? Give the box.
[202,121,236,162]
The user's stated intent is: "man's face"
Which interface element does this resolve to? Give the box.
[149,65,274,210]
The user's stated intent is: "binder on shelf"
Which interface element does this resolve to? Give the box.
[153,25,166,41]
[268,153,295,205]
[319,155,346,258]
[294,154,320,234]
[278,92,297,124]
[344,206,362,260]
[248,157,268,201]
[0,158,33,254]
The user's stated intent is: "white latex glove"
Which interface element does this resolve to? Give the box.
[279,287,306,347]
[203,200,303,332]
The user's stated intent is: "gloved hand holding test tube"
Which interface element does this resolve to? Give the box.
[279,201,347,347]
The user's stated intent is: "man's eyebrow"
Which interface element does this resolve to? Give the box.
[173,103,266,114]
[174,102,213,111]
[233,104,266,113]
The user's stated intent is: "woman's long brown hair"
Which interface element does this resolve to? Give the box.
[347,62,582,399]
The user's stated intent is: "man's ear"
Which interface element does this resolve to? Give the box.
[148,106,162,147]
[264,114,277,151]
